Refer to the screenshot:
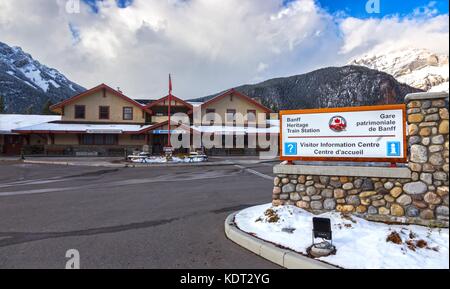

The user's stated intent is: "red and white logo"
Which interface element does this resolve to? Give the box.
[329,116,347,132]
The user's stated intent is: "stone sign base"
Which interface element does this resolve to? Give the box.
[273,165,448,227]
[272,92,449,228]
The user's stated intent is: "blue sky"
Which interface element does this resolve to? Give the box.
[85,0,449,18]
[82,0,133,13]
[290,0,449,18]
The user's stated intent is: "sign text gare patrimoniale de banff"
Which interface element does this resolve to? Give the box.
[280,104,407,163]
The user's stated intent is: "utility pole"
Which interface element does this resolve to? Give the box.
[168,74,172,148]
[166,74,173,161]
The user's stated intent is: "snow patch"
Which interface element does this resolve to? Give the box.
[19,66,51,91]
[235,204,449,269]
[130,156,207,164]
[350,48,449,93]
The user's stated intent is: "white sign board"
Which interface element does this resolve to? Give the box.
[280,105,406,162]
[86,129,123,134]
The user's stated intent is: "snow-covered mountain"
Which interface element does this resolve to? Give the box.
[194,65,421,111]
[350,48,449,93]
[0,41,85,113]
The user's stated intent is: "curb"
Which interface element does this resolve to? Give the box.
[224,212,338,269]
[23,160,126,168]
[22,159,278,168]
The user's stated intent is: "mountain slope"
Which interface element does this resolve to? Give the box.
[193,65,422,111]
[0,41,86,114]
[350,48,449,93]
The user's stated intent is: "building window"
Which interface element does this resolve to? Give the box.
[99,106,110,120]
[81,134,118,145]
[131,134,146,140]
[75,105,85,119]
[226,109,236,123]
[123,107,133,120]
[247,110,256,123]
[206,108,216,123]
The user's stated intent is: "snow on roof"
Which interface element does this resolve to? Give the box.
[187,101,204,107]
[191,125,279,134]
[13,122,153,133]
[0,114,61,134]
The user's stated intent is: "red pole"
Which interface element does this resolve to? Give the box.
[167,74,172,147]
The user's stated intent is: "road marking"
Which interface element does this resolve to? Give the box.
[0,170,240,197]
[261,162,277,167]
[234,165,273,180]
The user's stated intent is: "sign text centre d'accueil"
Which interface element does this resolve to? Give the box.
[280,105,406,162]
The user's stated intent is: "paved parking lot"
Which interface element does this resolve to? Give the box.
[0,160,279,268]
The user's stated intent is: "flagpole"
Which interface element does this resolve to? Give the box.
[167,74,172,148]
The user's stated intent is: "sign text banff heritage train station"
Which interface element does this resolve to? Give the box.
[280,105,407,162]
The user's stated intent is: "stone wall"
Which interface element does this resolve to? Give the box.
[272,92,449,227]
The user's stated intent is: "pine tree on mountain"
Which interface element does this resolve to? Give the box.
[0,96,4,114]
[25,105,34,115]
[42,99,55,115]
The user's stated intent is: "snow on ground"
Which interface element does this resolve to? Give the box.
[235,204,449,269]
[130,156,206,164]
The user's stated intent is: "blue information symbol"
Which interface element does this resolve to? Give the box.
[387,141,401,157]
[284,142,297,156]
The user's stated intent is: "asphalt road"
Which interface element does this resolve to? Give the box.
[0,161,280,269]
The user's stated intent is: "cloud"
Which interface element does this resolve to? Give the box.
[0,0,448,100]
[413,1,439,17]
[339,14,449,56]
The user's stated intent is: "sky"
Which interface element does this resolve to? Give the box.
[0,0,448,100]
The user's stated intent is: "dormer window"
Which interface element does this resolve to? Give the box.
[99,106,110,120]
[75,105,85,119]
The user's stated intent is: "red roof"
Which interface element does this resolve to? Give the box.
[145,94,193,114]
[201,89,272,113]
[50,83,152,114]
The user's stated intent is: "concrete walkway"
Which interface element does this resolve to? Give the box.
[225,212,338,269]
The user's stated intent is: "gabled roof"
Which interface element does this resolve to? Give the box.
[201,89,272,113]
[134,99,155,105]
[145,94,193,114]
[50,83,151,114]
[136,120,198,134]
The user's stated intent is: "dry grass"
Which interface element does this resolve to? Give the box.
[386,231,402,244]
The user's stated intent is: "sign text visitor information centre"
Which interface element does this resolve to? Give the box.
[279,104,407,163]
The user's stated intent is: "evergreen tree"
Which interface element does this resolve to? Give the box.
[25,105,34,115]
[0,96,4,114]
[42,99,55,115]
